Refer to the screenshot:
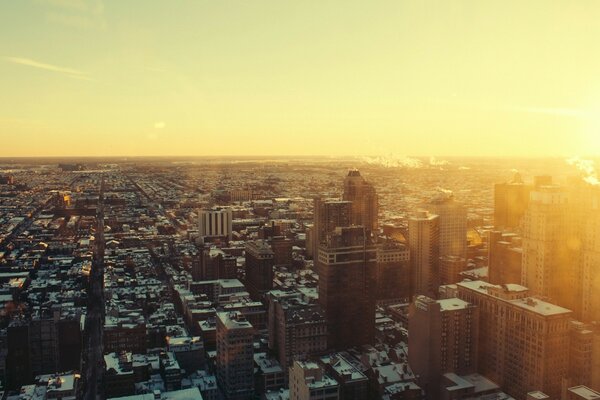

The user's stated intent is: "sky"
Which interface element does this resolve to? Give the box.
[1,0,600,157]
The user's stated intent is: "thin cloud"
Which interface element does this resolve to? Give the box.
[154,121,166,129]
[4,56,91,80]
[509,106,585,118]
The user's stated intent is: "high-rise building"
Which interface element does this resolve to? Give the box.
[317,226,377,350]
[312,199,353,258]
[271,236,293,267]
[573,184,600,322]
[427,191,467,258]
[245,240,275,301]
[342,169,378,234]
[199,207,233,242]
[488,231,522,285]
[289,360,340,400]
[375,239,411,301]
[439,255,467,285]
[521,186,579,313]
[452,280,572,400]
[267,292,327,367]
[409,211,440,298]
[193,247,237,281]
[216,311,255,400]
[408,295,478,400]
[494,173,532,229]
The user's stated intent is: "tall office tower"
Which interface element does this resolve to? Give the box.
[216,311,255,400]
[408,211,440,298]
[427,191,467,258]
[267,292,327,367]
[494,172,532,229]
[289,361,340,400]
[375,238,411,301]
[488,231,523,285]
[317,226,377,350]
[571,184,600,322]
[271,236,293,267]
[199,207,233,242]
[312,199,353,258]
[453,280,572,400]
[342,169,378,233]
[193,247,237,281]
[408,295,479,400]
[439,255,467,285]
[521,186,580,313]
[245,240,275,301]
[567,321,595,390]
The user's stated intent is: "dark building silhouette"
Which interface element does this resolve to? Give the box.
[245,240,275,301]
[194,247,237,281]
[343,169,378,234]
[488,231,522,285]
[318,226,377,350]
[494,173,532,229]
[312,199,353,258]
[375,239,411,301]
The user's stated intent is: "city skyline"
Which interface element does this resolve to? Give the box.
[2,1,600,157]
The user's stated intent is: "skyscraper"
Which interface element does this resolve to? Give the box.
[488,231,523,285]
[342,169,378,234]
[198,207,233,242]
[317,226,377,350]
[409,211,440,298]
[311,199,353,258]
[245,240,275,301]
[521,186,579,313]
[267,292,327,367]
[408,295,479,400]
[375,238,411,301]
[494,172,532,229]
[452,280,572,400]
[216,311,255,400]
[427,191,467,259]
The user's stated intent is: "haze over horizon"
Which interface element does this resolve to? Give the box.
[2,0,600,157]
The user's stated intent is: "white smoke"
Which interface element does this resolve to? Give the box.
[429,157,450,166]
[566,156,600,185]
[361,154,423,169]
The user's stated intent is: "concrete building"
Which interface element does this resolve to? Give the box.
[267,292,327,367]
[375,239,411,301]
[439,255,467,286]
[312,199,352,259]
[521,186,579,313]
[427,192,467,258]
[408,295,478,399]
[289,361,339,400]
[452,280,572,400]
[194,247,237,281]
[409,211,440,298]
[320,353,368,400]
[494,173,532,229]
[216,311,255,400]
[245,239,275,301]
[317,226,377,350]
[488,231,522,285]
[342,169,378,234]
[199,207,233,242]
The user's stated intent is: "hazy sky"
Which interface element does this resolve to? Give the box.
[2,1,600,157]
